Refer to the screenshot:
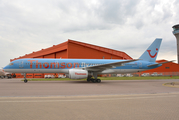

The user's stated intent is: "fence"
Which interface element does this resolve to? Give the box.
[101,72,179,77]
[13,72,179,78]
[118,72,179,77]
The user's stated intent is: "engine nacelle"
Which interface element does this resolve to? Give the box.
[69,69,88,79]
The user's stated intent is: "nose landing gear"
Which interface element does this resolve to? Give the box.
[23,73,28,83]
[24,79,28,83]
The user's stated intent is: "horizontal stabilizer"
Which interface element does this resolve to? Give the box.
[147,60,175,67]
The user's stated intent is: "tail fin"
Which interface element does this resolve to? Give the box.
[139,38,162,62]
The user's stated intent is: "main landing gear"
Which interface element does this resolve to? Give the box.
[23,73,28,83]
[87,73,101,83]
[87,78,101,83]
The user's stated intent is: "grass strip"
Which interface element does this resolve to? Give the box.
[24,76,179,81]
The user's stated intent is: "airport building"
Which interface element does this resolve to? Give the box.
[140,60,179,76]
[10,39,179,78]
[173,24,179,64]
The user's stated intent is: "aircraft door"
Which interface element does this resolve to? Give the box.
[139,62,142,69]
[19,61,24,68]
[55,60,59,69]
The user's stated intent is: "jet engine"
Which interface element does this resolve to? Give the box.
[69,69,88,79]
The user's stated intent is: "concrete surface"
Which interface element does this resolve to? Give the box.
[0,79,179,97]
[0,78,179,120]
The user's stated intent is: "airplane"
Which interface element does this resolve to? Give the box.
[0,69,6,78]
[0,69,12,79]
[3,38,171,83]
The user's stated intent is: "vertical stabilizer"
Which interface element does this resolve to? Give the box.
[139,38,162,62]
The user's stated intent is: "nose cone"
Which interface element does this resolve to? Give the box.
[3,65,10,72]
[3,66,7,71]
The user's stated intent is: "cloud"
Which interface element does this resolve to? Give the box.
[0,0,178,67]
[94,0,140,24]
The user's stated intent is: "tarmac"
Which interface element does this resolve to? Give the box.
[0,78,179,120]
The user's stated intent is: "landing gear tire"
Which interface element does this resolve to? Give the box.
[92,79,96,83]
[87,78,101,83]
[87,79,91,82]
[24,79,28,83]
[97,79,101,83]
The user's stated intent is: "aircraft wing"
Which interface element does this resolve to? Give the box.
[83,59,139,72]
[147,60,175,67]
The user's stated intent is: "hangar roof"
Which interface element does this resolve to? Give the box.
[10,39,132,61]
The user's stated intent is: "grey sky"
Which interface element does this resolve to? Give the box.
[0,0,179,67]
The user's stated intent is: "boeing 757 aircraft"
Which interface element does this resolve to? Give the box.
[3,38,170,83]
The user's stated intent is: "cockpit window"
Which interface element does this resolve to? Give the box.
[9,63,13,66]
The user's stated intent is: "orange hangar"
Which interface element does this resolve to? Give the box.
[11,39,132,78]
